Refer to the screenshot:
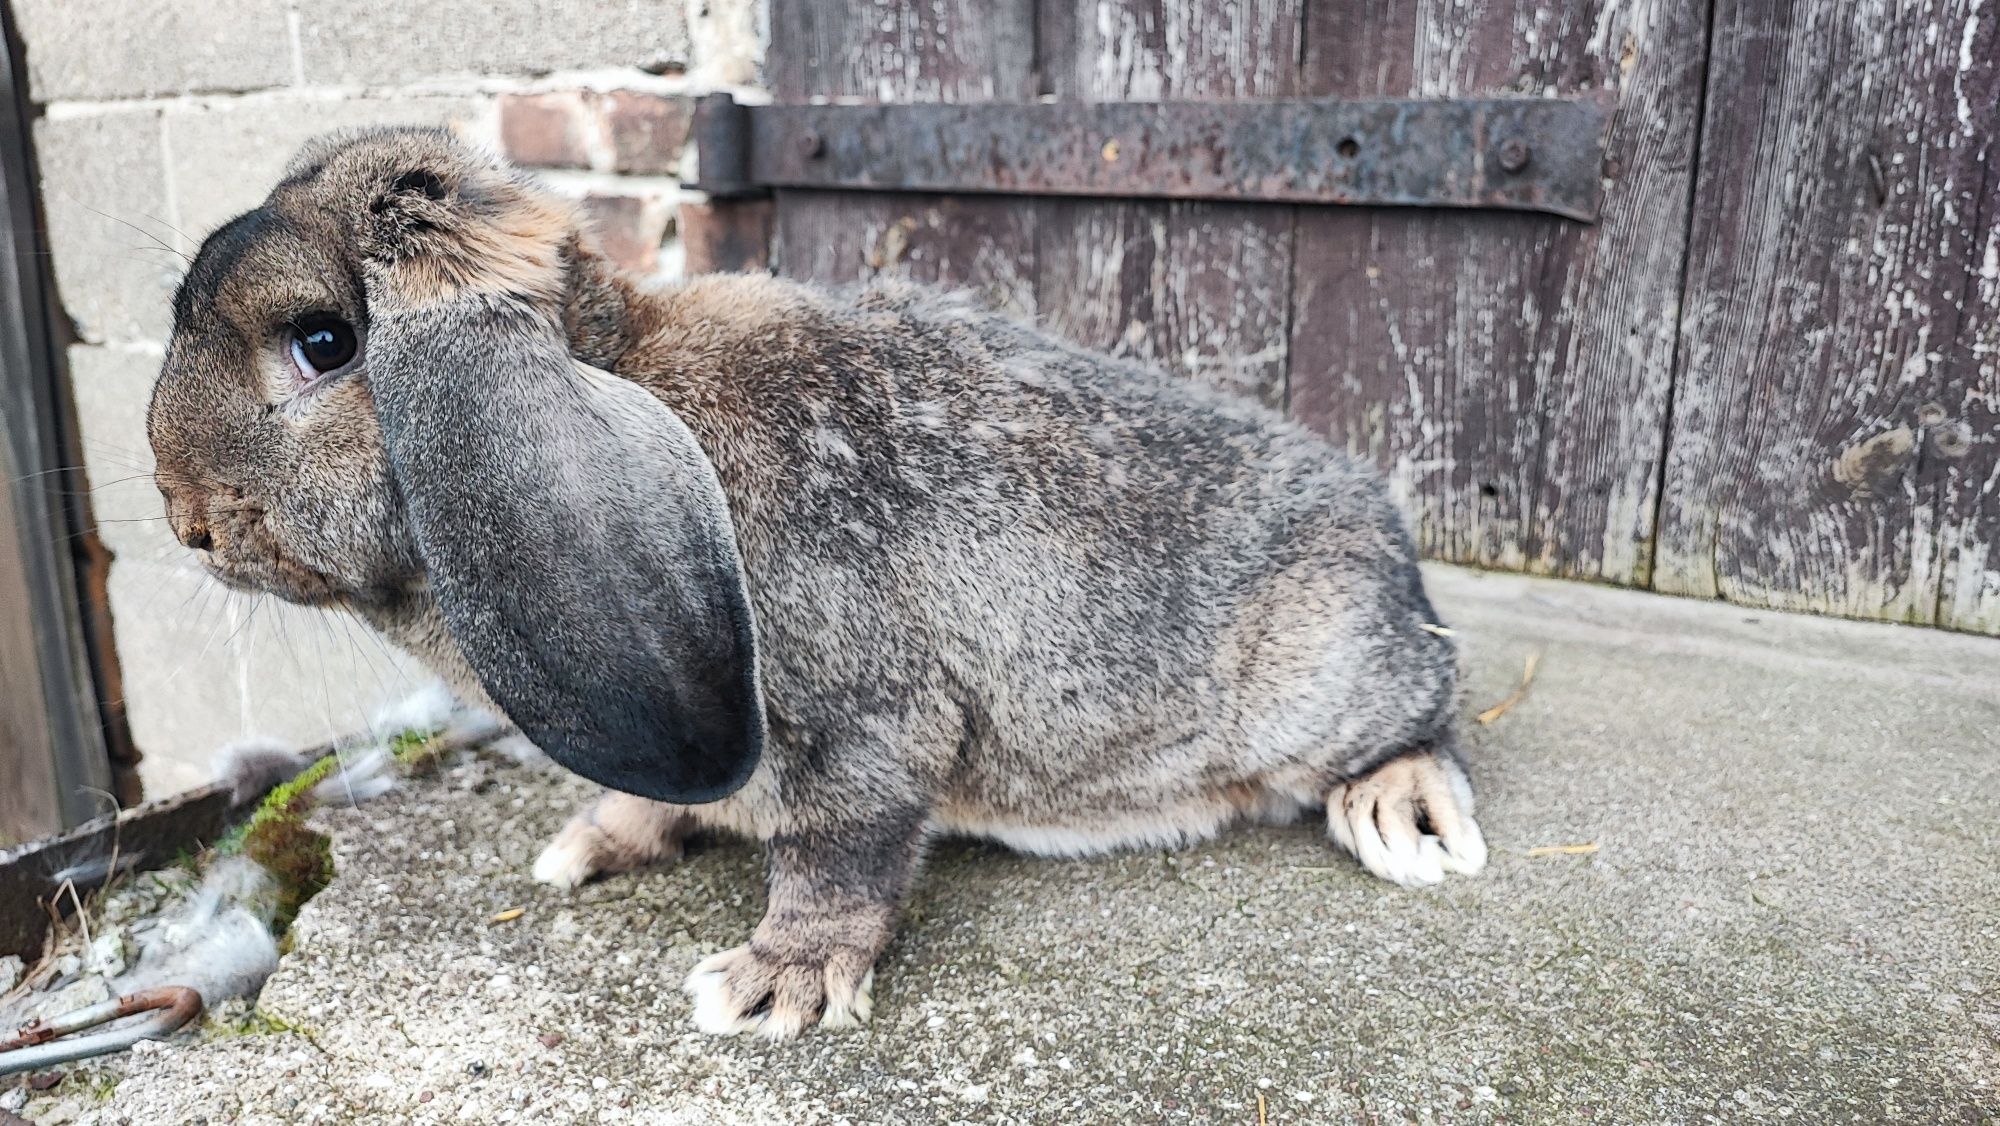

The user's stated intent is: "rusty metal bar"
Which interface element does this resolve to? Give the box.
[692,94,1613,222]
[0,986,203,1076]
[692,93,759,199]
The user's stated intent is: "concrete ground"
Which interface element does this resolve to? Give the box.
[39,567,2000,1124]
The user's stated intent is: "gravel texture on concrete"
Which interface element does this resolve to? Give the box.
[25,566,2000,1125]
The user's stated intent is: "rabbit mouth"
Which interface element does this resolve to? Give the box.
[204,556,341,607]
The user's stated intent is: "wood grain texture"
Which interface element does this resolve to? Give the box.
[767,0,1036,104]
[0,6,110,836]
[1935,49,1999,632]
[1288,1,1705,582]
[1035,0,1299,405]
[0,471,61,845]
[762,0,1998,633]
[766,0,1040,306]
[774,191,1039,317]
[1033,199,1293,407]
[1655,0,1999,627]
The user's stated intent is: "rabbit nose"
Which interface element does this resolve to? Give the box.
[162,484,215,550]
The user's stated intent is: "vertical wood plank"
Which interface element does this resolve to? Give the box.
[1034,0,1300,406]
[767,0,1036,104]
[774,192,1038,317]
[1656,0,1998,626]
[766,0,1040,304]
[0,477,61,844]
[1289,1,1708,582]
[680,198,774,276]
[0,4,111,837]
[1936,97,1999,632]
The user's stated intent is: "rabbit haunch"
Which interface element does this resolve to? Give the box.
[148,127,1486,1042]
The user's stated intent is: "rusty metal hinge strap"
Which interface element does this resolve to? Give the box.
[693,93,1612,222]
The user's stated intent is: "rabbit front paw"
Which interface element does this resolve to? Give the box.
[681,807,922,1038]
[531,792,693,890]
[683,942,878,1040]
[1327,749,1487,887]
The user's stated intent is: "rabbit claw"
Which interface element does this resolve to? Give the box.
[684,944,876,1040]
[1327,751,1487,887]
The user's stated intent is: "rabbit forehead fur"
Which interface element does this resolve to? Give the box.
[152,128,1459,838]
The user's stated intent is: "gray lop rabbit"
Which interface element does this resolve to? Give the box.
[147,127,1486,1039]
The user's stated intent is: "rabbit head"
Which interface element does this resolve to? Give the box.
[148,127,764,803]
[149,127,572,602]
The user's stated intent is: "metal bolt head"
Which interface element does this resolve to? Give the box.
[1498,137,1532,173]
[798,130,825,159]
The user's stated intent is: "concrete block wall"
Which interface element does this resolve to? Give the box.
[18,0,765,796]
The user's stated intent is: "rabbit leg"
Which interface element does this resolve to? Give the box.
[683,810,926,1040]
[532,791,696,890]
[1326,747,1487,888]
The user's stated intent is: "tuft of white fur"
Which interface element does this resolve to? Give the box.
[439,707,507,748]
[369,681,458,739]
[1326,756,1487,888]
[123,857,281,1008]
[487,731,549,767]
[681,952,874,1039]
[212,737,311,806]
[308,746,400,807]
[818,967,875,1030]
[368,682,543,767]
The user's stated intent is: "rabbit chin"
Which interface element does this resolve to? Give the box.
[204,557,344,606]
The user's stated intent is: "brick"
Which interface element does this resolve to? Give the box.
[497,93,591,170]
[579,193,670,273]
[679,199,772,275]
[34,109,177,344]
[293,0,689,88]
[12,0,293,102]
[164,95,485,240]
[602,91,693,175]
[66,344,171,560]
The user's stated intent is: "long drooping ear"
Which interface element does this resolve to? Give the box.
[365,292,765,804]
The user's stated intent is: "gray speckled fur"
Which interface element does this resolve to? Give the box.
[368,275,1463,844]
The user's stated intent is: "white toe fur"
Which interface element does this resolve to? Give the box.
[1438,815,1488,875]
[819,967,874,1030]
[686,970,757,1036]
[531,830,600,889]
[1328,753,1485,887]
[531,793,691,890]
[681,946,875,1039]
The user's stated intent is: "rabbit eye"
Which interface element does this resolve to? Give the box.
[288,316,358,380]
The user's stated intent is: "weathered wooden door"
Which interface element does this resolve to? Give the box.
[730,0,1998,634]
[0,3,113,842]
